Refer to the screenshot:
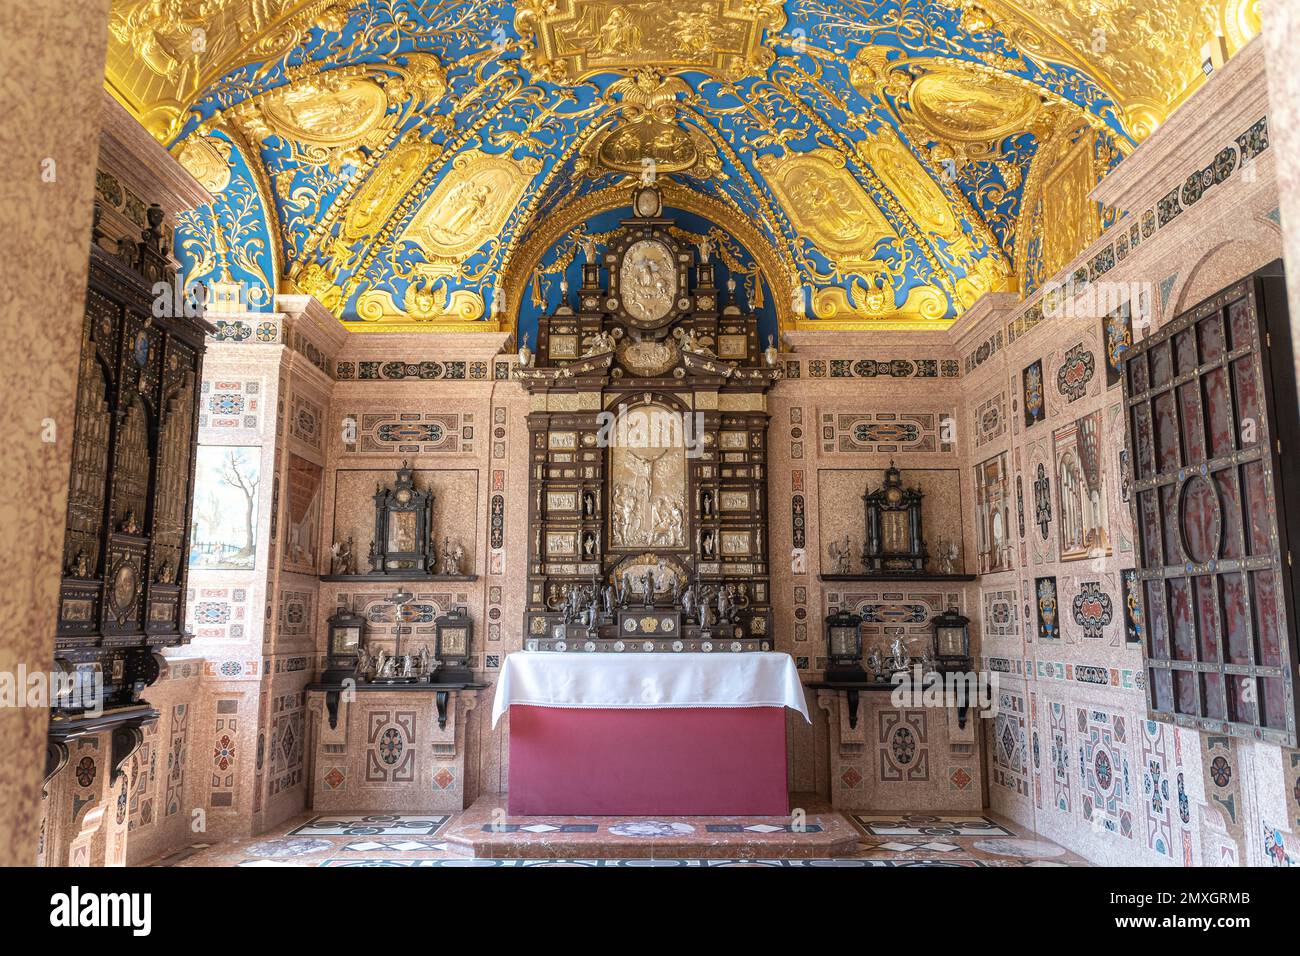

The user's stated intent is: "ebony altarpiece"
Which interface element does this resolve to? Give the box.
[518,185,781,652]
[50,201,210,757]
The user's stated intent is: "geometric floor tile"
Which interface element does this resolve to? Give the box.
[142,798,1086,868]
[316,858,1004,867]
[341,839,444,853]
[704,824,825,834]
[288,814,450,836]
[853,814,1015,837]
[481,823,598,834]
[863,840,958,854]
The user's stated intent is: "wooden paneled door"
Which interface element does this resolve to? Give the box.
[1124,261,1299,745]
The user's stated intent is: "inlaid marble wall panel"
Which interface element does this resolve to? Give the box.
[990,685,1029,801]
[304,688,483,814]
[971,389,1008,450]
[768,370,966,797]
[191,341,284,662]
[981,585,1020,655]
[281,452,324,575]
[467,385,532,800]
[957,40,1292,867]
[824,584,963,660]
[276,588,315,645]
[1049,329,1103,410]
[339,409,473,456]
[260,668,312,834]
[1024,436,1057,567]
[818,409,955,455]
[1055,570,1121,646]
[973,451,1013,573]
[288,391,325,453]
[321,586,469,659]
[328,468,480,572]
[200,378,263,431]
[815,468,966,579]
[125,658,204,865]
[316,368,525,806]
[818,690,981,813]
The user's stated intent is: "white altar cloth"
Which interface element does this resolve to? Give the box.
[491,651,810,727]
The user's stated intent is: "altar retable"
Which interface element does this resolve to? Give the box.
[505,182,795,813]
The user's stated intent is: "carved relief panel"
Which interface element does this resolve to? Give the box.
[609,401,688,550]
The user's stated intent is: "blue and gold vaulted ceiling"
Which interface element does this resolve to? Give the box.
[105,0,1260,332]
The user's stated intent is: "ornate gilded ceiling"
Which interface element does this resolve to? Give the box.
[103,0,1260,331]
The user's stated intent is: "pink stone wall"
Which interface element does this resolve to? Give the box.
[950,38,1298,866]
[49,32,1300,869]
[765,334,978,806]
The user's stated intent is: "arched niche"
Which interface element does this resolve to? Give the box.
[503,185,793,349]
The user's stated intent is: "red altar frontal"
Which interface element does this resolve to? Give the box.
[494,652,808,816]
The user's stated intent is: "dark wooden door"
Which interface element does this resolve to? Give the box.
[1123,261,1299,745]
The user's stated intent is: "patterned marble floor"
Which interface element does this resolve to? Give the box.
[141,798,1089,867]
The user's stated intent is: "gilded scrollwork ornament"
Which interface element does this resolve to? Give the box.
[134,0,1258,335]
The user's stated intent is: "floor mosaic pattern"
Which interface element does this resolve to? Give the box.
[145,800,1087,867]
[852,814,1016,837]
[439,799,861,858]
[287,814,450,837]
[309,858,1008,867]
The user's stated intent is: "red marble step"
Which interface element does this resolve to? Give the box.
[441,796,862,859]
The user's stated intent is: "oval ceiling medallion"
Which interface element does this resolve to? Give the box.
[595,121,702,175]
[262,78,388,147]
[909,70,1041,142]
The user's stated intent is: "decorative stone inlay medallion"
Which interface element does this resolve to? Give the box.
[608,821,696,837]
[244,839,334,858]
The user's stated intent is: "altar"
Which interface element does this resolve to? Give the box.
[494,652,808,815]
